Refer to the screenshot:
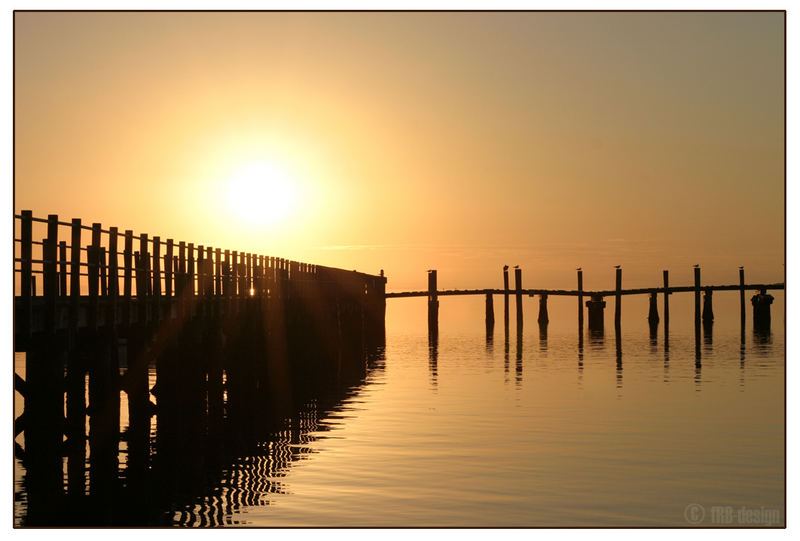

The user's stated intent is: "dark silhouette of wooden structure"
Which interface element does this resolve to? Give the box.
[388,266,783,338]
[13,211,386,526]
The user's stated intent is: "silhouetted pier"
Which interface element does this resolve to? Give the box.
[13,210,386,526]
[390,267,783,338]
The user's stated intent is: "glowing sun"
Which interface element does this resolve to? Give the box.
[225,161,297,226]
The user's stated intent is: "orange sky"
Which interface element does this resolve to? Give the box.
[14,12,784,293]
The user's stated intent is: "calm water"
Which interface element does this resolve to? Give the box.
[14,293,785,527]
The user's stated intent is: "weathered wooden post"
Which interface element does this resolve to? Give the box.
[23,213,64,521]
[485,292,494,335]
[514,267,523,327]
[58,241,67,296]
[538,293,549,326]
[503,265,510,331]
[694,266,701,333]
[739,267,746,336]
[702,288,714,323]
[648,291,659,325]
[152,236,161,319]
[65,218,84,496]
[663,270,670,329]
[614,267,622,332]
[123,230,133,327]
[586,294,605,331]
[752,288,774,332]
[577,268,583,330]
[427,270,438,336]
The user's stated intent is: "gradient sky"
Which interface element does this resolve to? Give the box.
[14,11,784,292]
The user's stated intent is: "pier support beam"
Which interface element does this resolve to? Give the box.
[586,294,606,332]
[427,270,438,336]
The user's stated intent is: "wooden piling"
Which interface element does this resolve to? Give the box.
[648,292,660,325]
[514,267,522,327]
[739,267,746,332]
[702,288,714,322]
[694,266,701,332]
[663,270,670,328]
[485,293,494,333]
[538,293,549,326]
[503,266,509,331]
[427,270,438,335]
[577,268,583,329]
[614,267,621,331]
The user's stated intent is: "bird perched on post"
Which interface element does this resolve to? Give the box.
[503,265,508,271]
[614,265,621,269]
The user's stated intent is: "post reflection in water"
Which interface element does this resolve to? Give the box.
[503,326,510,383]
[539,322,548,354]
[515,319,523,387]
[615,327,622,390]
[703,320,714,354]
[428,329,438,390]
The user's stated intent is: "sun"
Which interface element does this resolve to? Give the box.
[225,161,297,226]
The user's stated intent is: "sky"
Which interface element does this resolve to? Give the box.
[14,11,785,293]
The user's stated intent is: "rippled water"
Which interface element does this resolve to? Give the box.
[14,293,785,527]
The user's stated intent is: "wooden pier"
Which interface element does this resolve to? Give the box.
[13,211,386,525]
[388,266,783,337]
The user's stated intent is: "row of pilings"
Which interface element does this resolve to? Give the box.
[13,211,386,526]
[422,266,777,341]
